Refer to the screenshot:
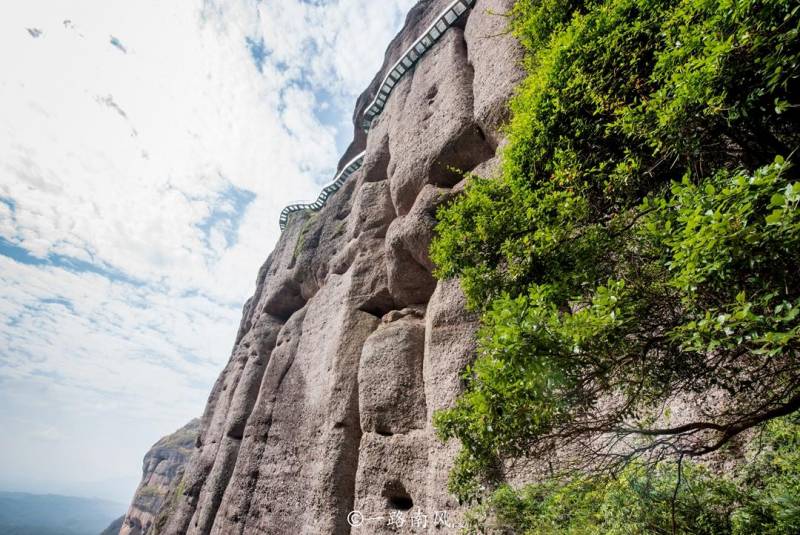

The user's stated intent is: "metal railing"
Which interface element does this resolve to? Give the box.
[361,0,476,130]
[279,151,366,230]
[278,0,476,230]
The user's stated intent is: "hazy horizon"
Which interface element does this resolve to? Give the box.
[0,490,125,535]
[1,461,147,504]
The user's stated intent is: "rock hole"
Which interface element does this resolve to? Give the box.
[476,124,488,142]
[227,421,245,440]
[382,481,414,511]
[358,308,381,320]
[389,495,413,510]
[357,289,396,319]
[376,428,393,437]
[426,84,439,104]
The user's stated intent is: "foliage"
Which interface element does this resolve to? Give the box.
[431,0,800,507]
[137,485,162,498]
[292,212,318,259]
[151,478,184,535]
[462,417,800,534]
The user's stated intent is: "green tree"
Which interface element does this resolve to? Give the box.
[461,417,800,534]
[431,0,800,513]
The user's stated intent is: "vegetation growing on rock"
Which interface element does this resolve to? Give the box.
[462,415,800,533]
[432,0,800,531]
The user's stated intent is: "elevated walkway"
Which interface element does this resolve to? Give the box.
[279,0,476,230]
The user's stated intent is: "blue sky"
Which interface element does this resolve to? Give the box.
[0,0,415,503]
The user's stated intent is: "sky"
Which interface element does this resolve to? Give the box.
[0,0,416,504]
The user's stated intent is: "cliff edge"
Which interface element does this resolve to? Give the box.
[118,420,200,535]
[132,1,524,533]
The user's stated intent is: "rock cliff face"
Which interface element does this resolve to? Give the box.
[147,1,524,533]
[102,515,125,535]
[119,420,200,535]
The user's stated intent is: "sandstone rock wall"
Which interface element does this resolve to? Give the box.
[119,419,200,535]
[154,1,524,533]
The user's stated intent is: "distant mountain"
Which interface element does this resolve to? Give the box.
[0,491,125,535]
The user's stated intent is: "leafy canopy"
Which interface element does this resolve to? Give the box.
[431,0,800,509]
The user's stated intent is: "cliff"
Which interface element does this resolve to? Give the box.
[118,0,800,531]
[118,420,200,535]
[121,0,522,534]
[126,1,525,534]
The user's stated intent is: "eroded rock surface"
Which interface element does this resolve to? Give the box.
[144,1,523,533]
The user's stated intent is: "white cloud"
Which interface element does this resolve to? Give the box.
[0,0,416,501]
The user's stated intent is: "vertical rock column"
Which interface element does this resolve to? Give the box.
[350,1,522,532]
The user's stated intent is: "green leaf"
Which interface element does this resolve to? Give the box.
[765,209,783,225]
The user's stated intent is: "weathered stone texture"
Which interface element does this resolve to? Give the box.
[465,0,526,148]
[138,1,523,533]
[119,419,200,535]
[359,310,427,435]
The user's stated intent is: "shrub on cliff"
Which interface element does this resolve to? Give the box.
[462,416,800,534]
[431,0,800,530]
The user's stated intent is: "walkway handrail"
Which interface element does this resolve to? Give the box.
[279,151,366,230]
[361,0,476,130]
[278,0,476,230]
